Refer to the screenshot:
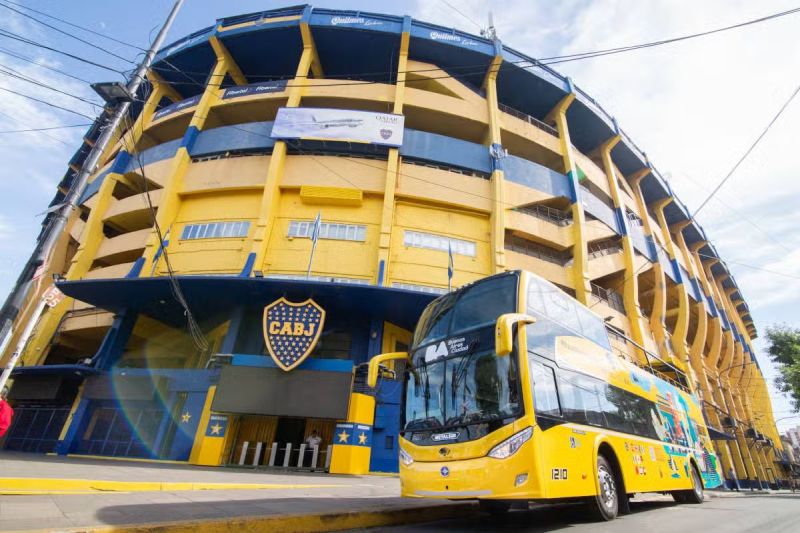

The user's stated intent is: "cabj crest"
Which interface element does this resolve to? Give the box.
[263,297,325,371]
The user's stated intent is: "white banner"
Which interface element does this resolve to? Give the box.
[271,107,404,147]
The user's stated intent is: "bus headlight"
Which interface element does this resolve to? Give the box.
[487,427,533,459]
[399,447,414,466]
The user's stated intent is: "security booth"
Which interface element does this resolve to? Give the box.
[48,275,433,473]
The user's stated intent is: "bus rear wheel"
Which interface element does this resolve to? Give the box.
[672,465,704,504]
[587,455,619,521]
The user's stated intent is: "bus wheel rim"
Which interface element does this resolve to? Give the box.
[598,465,616,510]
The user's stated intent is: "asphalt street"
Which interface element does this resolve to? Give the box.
[355,493,800,532]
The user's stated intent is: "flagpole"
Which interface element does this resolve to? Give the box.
[447,241,453,292]
[306,240,318,279]
[306,212,321,279]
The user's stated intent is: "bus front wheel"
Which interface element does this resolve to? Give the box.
[588,455,619,521]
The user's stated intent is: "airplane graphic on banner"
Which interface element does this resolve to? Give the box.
[271,107,404,146]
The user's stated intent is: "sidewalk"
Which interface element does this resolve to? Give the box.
[0,453,475,532]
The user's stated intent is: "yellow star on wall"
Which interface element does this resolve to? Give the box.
[181,412,191,423]
[337,430,350,443]
[210,423,223,435]
[358,432,367,445]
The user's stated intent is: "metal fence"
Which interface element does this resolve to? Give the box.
[498,103,559,137]
[515,204,572,226]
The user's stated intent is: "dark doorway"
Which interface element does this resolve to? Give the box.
[274,417,306,465]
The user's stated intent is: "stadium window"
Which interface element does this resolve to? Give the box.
[180,221,250,240]
[287,220,367,242]
[403,230,476,257]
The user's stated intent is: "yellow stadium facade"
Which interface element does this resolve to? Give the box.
[0,5,787,485]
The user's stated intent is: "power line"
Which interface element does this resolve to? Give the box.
[696,252,800,281]
[0,84,96,120]
[0,46,94,84]
[539,6,800,63]
[693,82,800,217]
[0,0,134,64]
[0,108,72,147]
[437,0,483,31]
[0,0,145,52]
[150,5,800,85]
[0,28,125,75]
[0,63,102,108]
[0,123,89,133]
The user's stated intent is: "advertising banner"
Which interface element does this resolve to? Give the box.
[271,107,405,147]
[153,95,201,121]
[222,79,288,100]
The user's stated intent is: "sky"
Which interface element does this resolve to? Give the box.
[0,0,798,428]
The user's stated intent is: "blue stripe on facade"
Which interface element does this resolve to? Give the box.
[671,258,683,284]
[181,126,201,151]
[614,206,628,236]
[504,155,570,199]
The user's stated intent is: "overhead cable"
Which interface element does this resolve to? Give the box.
[0,1,135,64]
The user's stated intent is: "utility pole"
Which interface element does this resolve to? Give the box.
[0,0,185,391]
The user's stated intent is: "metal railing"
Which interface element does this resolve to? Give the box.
[590,282,625,313]
[234,441,333,472]
[608,329,690,393]
[403,158,490,180]
[498,102,558,137]
[515,204,572,226]
[505,234,569,265]
[588,239,623,259]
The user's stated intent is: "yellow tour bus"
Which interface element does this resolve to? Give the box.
[368,270,722,520]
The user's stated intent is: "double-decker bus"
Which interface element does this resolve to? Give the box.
[368,270,722,520]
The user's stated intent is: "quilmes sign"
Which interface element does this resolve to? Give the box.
[153,95,201,121]
[222,80,288,100]
[271,107,405,147]
[263,297,326,371]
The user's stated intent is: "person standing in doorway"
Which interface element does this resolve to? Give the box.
[0,386,13,438]
[727,466,740,491]
[304,430,322,468]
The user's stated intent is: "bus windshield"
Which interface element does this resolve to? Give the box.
[404,274,521,432]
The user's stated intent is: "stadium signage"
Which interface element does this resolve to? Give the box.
[153,95,201,120]
[271,107,405,147]
[429,31,478,47]
[331,16,383,27]
[222,79,288,99]
[263,297,326,372]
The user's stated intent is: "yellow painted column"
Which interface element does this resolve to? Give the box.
[251,22,321,271]
[23,80,170,365]
[599,138,648,364]
[723,386,759,486]
[140,53,234,273]
[376,21,410,285]
[712,382,747,482]
[644,198,674,362]
[189,386,235,466]
[628,170,669,363]
[485,52,506,274]
[329,392,376,475]
[547,91,590,303]
[653,200,690,373]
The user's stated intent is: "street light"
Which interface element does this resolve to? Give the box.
[91,82,134,104]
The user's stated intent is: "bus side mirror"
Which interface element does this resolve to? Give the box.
[367,352,410,388]
[495,313,535,356]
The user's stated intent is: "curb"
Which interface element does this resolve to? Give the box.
[0,478,338,495]
[56,502,478,533]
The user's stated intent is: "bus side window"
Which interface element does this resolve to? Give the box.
[558,372,604,427]
[530,361,560,417]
